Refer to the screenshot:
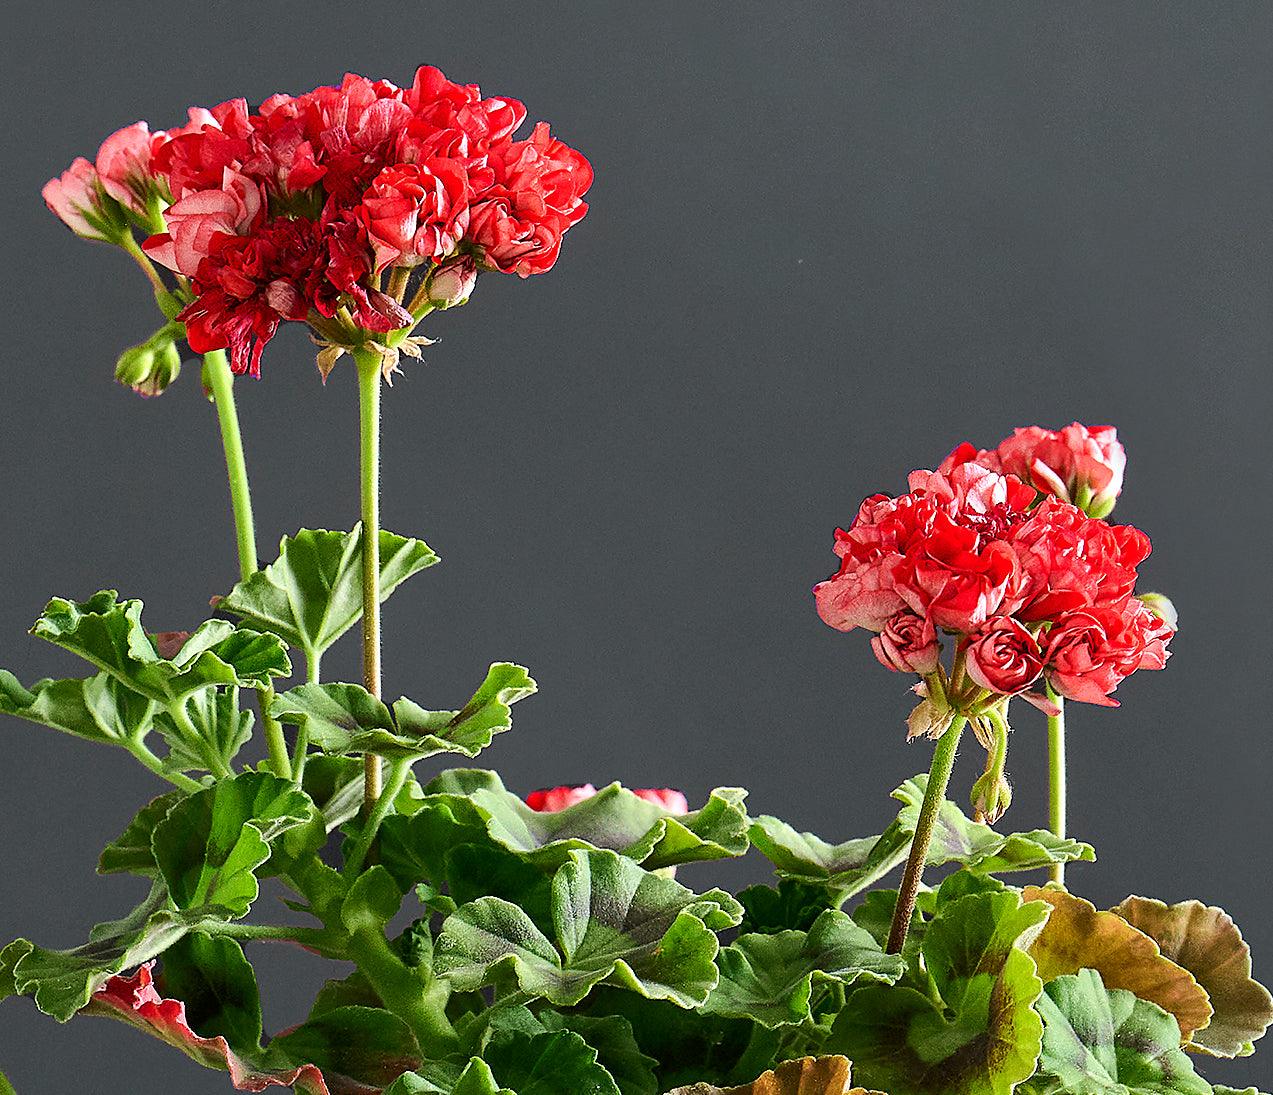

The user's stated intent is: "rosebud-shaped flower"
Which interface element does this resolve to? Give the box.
[144,168,265,276]
[1044,601,1173,706]
[525,784,596,811]
[965,617,1044,696]
[96,122,167,221]
[42,158,129,242]
[871,611,940,675]
[632,788,689,814]
[359,159,472,273]
[424,255,477,309]
[995,423,1126,517]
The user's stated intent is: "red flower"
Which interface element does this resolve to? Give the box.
[965,616,1044,695]
[359,159,474,272]
[154,100,257,199]
[95,122,167,217]
[871,610,940,675]
[87,965,342,1094]
[525,783,597,811]
[1043,601,1173,706]
[996,423,1126,516]
[526,783,689,814]
[469,122,593,276]
[42,158,124,241]
[632,788,690,814]
[144,168,265,276]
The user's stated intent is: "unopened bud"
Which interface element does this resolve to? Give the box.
[1137,592,1178,630]
[425,257,477,310]
[116,338,180,397]
[970,769,1013,825]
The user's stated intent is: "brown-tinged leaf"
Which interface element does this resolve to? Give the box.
[1113,895,1273,1058]
[666,1054,884,1094]
[1023,886,1213,1042]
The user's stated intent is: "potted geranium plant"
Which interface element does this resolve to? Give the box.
[2,64,1270,1095]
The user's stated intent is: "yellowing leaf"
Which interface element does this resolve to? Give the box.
[666,1055,884,1094]
[1023,886,1213,1042]
[1113,895,1273,1058]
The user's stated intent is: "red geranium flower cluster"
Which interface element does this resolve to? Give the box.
[526,783,689,814]
[43,67,592,377]
[815,439,1172,709]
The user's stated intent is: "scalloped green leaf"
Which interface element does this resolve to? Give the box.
[0,884,227,1021]
[752,774,1092,898]
[1112,895,1273,1059]
[434,848,740,1008]
[0,669,155,747]
[152,771,317,917]
[269,1005,421,1088]
[98,790,184,876]
[402,768,749,876]
[737,879,837,936]
[155,686,254,773]
[829,889,1050,1095]
[667,1055,881,1094]
[29,592,290,703]
[536,1012,659,1095]
[157,932,262,1054]
[1023,969,1211,1094]
[704,910,904,1027]
[219,525,438,662]
[272,663,536,761]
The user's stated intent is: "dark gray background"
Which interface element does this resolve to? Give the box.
[2,2,1270,1090]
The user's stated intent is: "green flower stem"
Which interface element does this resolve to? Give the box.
[120,232,166,294]
[1047,686,1067,885]
[129,740,203,793]
[343,758,411,879]
[345,923,458,1054]
[259,686,292,782]
[202,351,259,581]
[887,715,967,954]
[204,921,330,948]
[354,349,384,816]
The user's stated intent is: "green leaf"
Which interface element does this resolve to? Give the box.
[30,592,290,702]
[1213,1088,1272,1095]
[155,686,254,773]
[157,932,262,1054]
[0,884,225,1021]
[737,880,838,936]
[0,670,155,747]
[484,1030,621,1095]
[435,848,741,1008]
[152,772,317,917]
[1023,969,1212,1094]
[0,1067,13,1095]
[98,790,184,875]
[219,525,438,662]
[273,663,536,761]
[269,1005,421,1088]
[413,768,749,872]
[829,889,1050,1095]
[536,1012,659,1095]
[752,774,1092,898]
[666,1055,877,1094]
[704,910,905,1028]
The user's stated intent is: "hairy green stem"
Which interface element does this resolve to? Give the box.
[203,351,258,581]
[345,926,458,1054]
[259,686,292,781]
[130,740,203,792]
[343,758,411,879]
[887,716,967,953]
[121,232,166,294]
[1047,686,1066,885]
[354,349,384,815]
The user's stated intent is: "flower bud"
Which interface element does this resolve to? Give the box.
[970,768,1013,825]
[871,611,940,675]
[116,338,181,397]
[425,256,477,310]
[1137,592,1178,630]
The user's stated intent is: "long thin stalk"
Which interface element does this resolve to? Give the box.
[887,716,967,953]
[203,351,259,580]
[354,350,384,815]
[1047,686,1067,885]
[343,758,410,879]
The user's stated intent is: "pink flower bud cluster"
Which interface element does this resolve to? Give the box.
[43,67,592,377]
[815,431,1172,709]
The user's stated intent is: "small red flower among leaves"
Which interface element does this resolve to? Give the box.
[526,783,689,814]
